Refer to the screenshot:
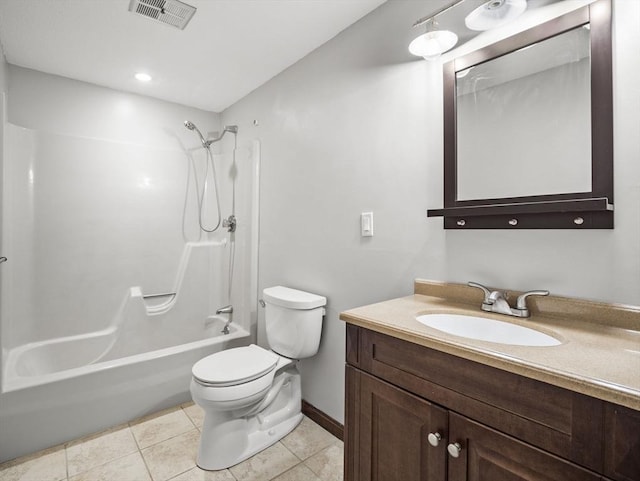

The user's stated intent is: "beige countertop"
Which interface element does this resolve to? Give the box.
[340,280,640,411]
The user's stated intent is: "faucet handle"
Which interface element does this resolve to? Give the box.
[516,290,549,309]
[468,282,493,304]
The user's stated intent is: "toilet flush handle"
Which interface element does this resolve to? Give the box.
[259,299,266,308]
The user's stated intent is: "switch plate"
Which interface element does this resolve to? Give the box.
[361,212,373,237]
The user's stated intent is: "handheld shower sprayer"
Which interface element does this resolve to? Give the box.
[184,120,208,148]
[184,121,238,148]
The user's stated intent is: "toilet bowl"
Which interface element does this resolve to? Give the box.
[191,286,326,470]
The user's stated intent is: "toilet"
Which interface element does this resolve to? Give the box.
[190,286,326,470]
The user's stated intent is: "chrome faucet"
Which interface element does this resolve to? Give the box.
[468,282,549,318]
[223,215,236,233]
[216,305,233,334]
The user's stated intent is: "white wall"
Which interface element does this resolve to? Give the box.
[222,0,640,424]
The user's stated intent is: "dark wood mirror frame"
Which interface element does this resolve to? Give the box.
[428,0,613,229]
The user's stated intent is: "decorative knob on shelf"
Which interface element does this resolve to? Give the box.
[427,432,442,447]
[447,442,463,458]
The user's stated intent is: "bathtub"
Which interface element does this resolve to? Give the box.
[0,124,261,462]
[0,317,250,462]
[2,316,249,392]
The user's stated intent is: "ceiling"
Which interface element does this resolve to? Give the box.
[0,0,386,112]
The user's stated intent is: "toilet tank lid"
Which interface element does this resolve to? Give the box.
[263,286,327,310]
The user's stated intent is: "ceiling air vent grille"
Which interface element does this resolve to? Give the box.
[128,0,196,30]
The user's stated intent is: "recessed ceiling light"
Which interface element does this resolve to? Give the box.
[135,72,152,82]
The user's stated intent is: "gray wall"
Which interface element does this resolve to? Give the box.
[222,0,640,424]
[0,43,7,390]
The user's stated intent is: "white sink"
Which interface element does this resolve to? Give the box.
[415,313,561,347]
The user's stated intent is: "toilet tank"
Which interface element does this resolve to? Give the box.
[263,286,326,359]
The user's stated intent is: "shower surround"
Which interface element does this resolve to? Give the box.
[0,66,259,462]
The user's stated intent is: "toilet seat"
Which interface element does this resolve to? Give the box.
[192,344,279,387]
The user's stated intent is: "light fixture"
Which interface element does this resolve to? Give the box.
[465,0,527,31]
[409,20,458,61]
[134,72,152,82]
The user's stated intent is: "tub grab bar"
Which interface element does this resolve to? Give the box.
[142,292,176,299]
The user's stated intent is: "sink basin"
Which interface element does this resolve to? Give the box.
[415,313,561,347]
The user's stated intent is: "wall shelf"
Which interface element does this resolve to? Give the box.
[427,197,614,229]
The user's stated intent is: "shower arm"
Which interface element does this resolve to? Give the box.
[204,126,238,148]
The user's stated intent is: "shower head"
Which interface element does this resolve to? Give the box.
[184,120,207,147]
[184,120,238,148]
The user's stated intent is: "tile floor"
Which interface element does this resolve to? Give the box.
[0,403,343,481]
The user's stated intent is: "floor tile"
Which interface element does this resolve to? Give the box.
[281,416,337,460]
[304,443,344,481]
[141,429,200,481]
[167,466,236,481]
[229,442,299,481]
[272,464,322,481]
[182,403,204,429]
[0,403,343,481]
[0,445,67,481]
[131,407,197,449]
[68,452,151,481]
[66,425,138,477]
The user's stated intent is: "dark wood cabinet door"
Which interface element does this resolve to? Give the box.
[357,370,448,481]
[604,403,640,481]
[447,413,601,481]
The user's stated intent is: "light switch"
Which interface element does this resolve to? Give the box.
[361,212,373,237]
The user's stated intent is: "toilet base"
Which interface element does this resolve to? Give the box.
[195,365,302,471]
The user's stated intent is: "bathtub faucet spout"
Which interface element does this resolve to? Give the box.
[216,305,233,315]
[216,305,233,334]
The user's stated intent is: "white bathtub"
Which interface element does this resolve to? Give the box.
[2,317,249,392]
[0,123,261,462]
[0,318,250,462]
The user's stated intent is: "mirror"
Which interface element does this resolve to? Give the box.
[456,26,592,201]
[428,0,613,229]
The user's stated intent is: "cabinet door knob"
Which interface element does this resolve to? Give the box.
[447,442,463,458]
[427,432,442,447]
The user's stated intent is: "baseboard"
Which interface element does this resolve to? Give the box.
[301,399,344,441]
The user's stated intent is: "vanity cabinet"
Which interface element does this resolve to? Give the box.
[605,404,640,481]
[345,325,640,481]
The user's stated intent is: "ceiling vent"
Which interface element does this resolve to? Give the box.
[128,0,196,30]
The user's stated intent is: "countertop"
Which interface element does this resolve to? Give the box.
[340,280,640,411]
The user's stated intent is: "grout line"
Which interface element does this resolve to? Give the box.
[278,440,303,463]
[138,450,155,481]
[180,405,199,430]
[64,442,69,481]
[128,423,144,451]
[162,464,195,481]
[137,427,200,452]
[64,426,141,479]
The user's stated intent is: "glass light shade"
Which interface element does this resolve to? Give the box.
[409,30,459,60]
[465,0,527,31]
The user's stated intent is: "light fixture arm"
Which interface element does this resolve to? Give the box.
[412,0,467,28]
